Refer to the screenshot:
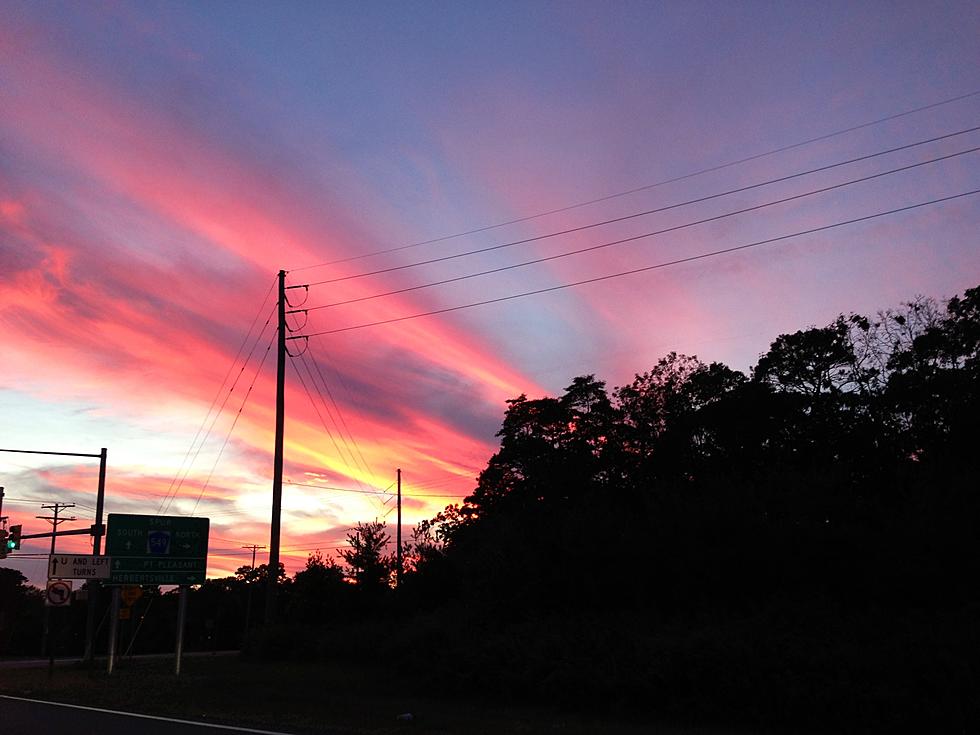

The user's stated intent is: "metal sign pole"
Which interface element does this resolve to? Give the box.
[83,447,108,666]
[175,585,188,677]
[107,587,121,675]
[47,606,56,679]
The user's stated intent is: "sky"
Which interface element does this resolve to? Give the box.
[1,0,978,585]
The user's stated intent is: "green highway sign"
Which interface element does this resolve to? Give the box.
[106,514,209,585]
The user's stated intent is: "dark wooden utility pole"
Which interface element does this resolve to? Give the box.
[39,501,76,666]
[242,543,265,637]
[39,502,77,555]
[396,468,402,587]
[265,269,287,624]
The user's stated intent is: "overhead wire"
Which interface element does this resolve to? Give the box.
[288,89,980,272]
[304,339,377,481]
[158,280,277,514]
[158,278,276,512]
[283,302,380,502]
[294,188,980,338]
[296,348,368,480]
[305,343,398,508]
[188,327,278,515]
[297,145,980,314]
[290,351,373,493]
[290,298,382,500]
[286,480,469,499]
[295,131,980,290]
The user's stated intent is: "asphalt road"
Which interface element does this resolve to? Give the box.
[0,695,309,735]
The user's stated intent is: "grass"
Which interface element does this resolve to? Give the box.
[0,654,753,735]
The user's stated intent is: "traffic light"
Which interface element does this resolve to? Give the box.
[0,529,7,559]
[8,525,21,550]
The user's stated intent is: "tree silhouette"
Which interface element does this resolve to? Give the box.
[0,567,41,655]
[290,551,346,622]
[340,521,393,593]
[236,562,287,585]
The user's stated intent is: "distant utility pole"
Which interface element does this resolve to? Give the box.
[37,502,77,555]
[38,502,76,661]
[265,269,287,625]
[396,468,402,587]
[241,543,266,639]
[243,544,266,570]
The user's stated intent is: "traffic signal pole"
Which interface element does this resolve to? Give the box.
[83,448,108,664]
[0,447,109,665]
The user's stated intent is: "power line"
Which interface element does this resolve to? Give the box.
[285,480,390,497]
[158,281,275,512]
[297,347,374,484]
[293,188,980,338]
[291,353,372,493]
[188,328,278,515]
[296,127,980,289]
[285,480,469,499]
[288,89,980,272]
[158,282,277,514]
[304,146,979,311]
[305,339,377,481]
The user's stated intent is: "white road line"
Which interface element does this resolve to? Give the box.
[0,694,302,735]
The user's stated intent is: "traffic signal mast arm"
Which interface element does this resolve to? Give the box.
[18,525,103,541]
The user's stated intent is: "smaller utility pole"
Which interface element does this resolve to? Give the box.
[38,502,77,555]
[38,502,76,667]
[241,544,266,639]
[396,468,402,587]
[243,544,265,570]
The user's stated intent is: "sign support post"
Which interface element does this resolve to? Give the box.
[175,585,188,677]
[103,514,209,676]
[107,586,121,675]
[84,447,108,666]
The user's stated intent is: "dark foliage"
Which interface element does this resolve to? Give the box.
[385,284,979,731]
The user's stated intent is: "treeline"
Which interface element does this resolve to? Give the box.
[358,283,979,731]
[410,286,980,617]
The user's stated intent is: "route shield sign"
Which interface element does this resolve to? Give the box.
[106,514,209,585]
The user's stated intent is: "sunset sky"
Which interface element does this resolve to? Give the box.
[2,1,978,584]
